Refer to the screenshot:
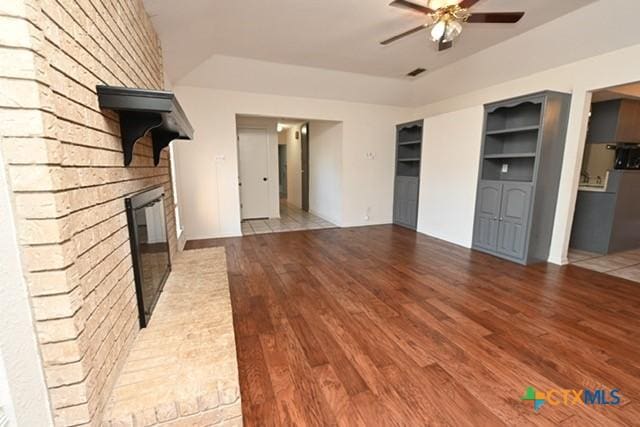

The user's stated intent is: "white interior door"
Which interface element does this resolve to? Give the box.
[238,128,270,219]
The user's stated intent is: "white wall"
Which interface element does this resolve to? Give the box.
[283,126,302,209]
[411,43,640,264]
[309,121,343,224]
[236,116,280,219]
[0,150,53,426]
[417,107,484,247]
[173,87,408,240]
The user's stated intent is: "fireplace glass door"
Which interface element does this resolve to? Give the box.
[125,186,171,327]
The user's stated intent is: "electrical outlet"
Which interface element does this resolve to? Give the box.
[501,163,509,173]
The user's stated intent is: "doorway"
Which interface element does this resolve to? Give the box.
[238,127,270,220]
[301,122,309,212]
[235,115,342,236]
[567,81,640,284]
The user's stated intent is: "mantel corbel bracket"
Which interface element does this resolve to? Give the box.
[119,111,163,166]
[151,129,180,166]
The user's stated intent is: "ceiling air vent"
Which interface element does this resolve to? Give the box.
[406,68,426,78]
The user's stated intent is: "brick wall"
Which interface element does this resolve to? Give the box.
[0,0,177,425]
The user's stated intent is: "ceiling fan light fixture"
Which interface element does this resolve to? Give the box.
[382,1,525,51]
[443,19,462,42]
[430,20,446,42]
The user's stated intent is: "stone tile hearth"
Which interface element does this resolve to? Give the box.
[102,248,242,426]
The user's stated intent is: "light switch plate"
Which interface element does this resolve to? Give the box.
[501,163,509,173]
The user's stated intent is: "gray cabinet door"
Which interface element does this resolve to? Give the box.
[394,176,419,229]
[496,183,532,260]
[473,182,502,251]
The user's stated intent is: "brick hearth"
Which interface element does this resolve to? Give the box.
[102,248,242,426]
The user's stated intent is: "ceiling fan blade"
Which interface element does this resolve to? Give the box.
[389,0,434,15]
[380,24,428,45]
[438,39,453,51]
[467,12,525,24]
[458,0,481,8]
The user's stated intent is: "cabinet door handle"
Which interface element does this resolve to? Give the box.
[499,217,504,221]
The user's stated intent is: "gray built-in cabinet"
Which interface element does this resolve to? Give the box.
[393,120,423,229]
[472,91,571,265]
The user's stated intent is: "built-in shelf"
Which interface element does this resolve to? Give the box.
[394,120,423,229]
[485,125,539,136]
[484,152,536,159]
[397,139,422,146]
[473,91,571,265]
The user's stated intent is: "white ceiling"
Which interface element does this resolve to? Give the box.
[145,0,595,82]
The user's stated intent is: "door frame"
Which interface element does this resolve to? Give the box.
[278,144,287,198]
[237,126,272,220]
[301,123,310,212]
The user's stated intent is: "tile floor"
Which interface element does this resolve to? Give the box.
[241,200,336,235]
[569,247,640,284]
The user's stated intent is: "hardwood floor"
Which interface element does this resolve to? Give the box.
[186,225,640,426]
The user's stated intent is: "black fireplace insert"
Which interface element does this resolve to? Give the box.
[125,185,171,328]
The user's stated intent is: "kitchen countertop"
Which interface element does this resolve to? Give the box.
[578,185,607,192]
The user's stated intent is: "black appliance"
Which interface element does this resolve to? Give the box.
[615,145,640,170]
[125,186,171,328]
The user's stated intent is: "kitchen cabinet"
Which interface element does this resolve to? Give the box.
[472,91,571,265]
[570,170,640,254]
[587,99,640,144]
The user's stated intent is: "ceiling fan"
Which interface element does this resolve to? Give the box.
[381,0,525,51]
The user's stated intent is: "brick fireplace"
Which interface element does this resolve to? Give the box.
[0,0,177,425]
